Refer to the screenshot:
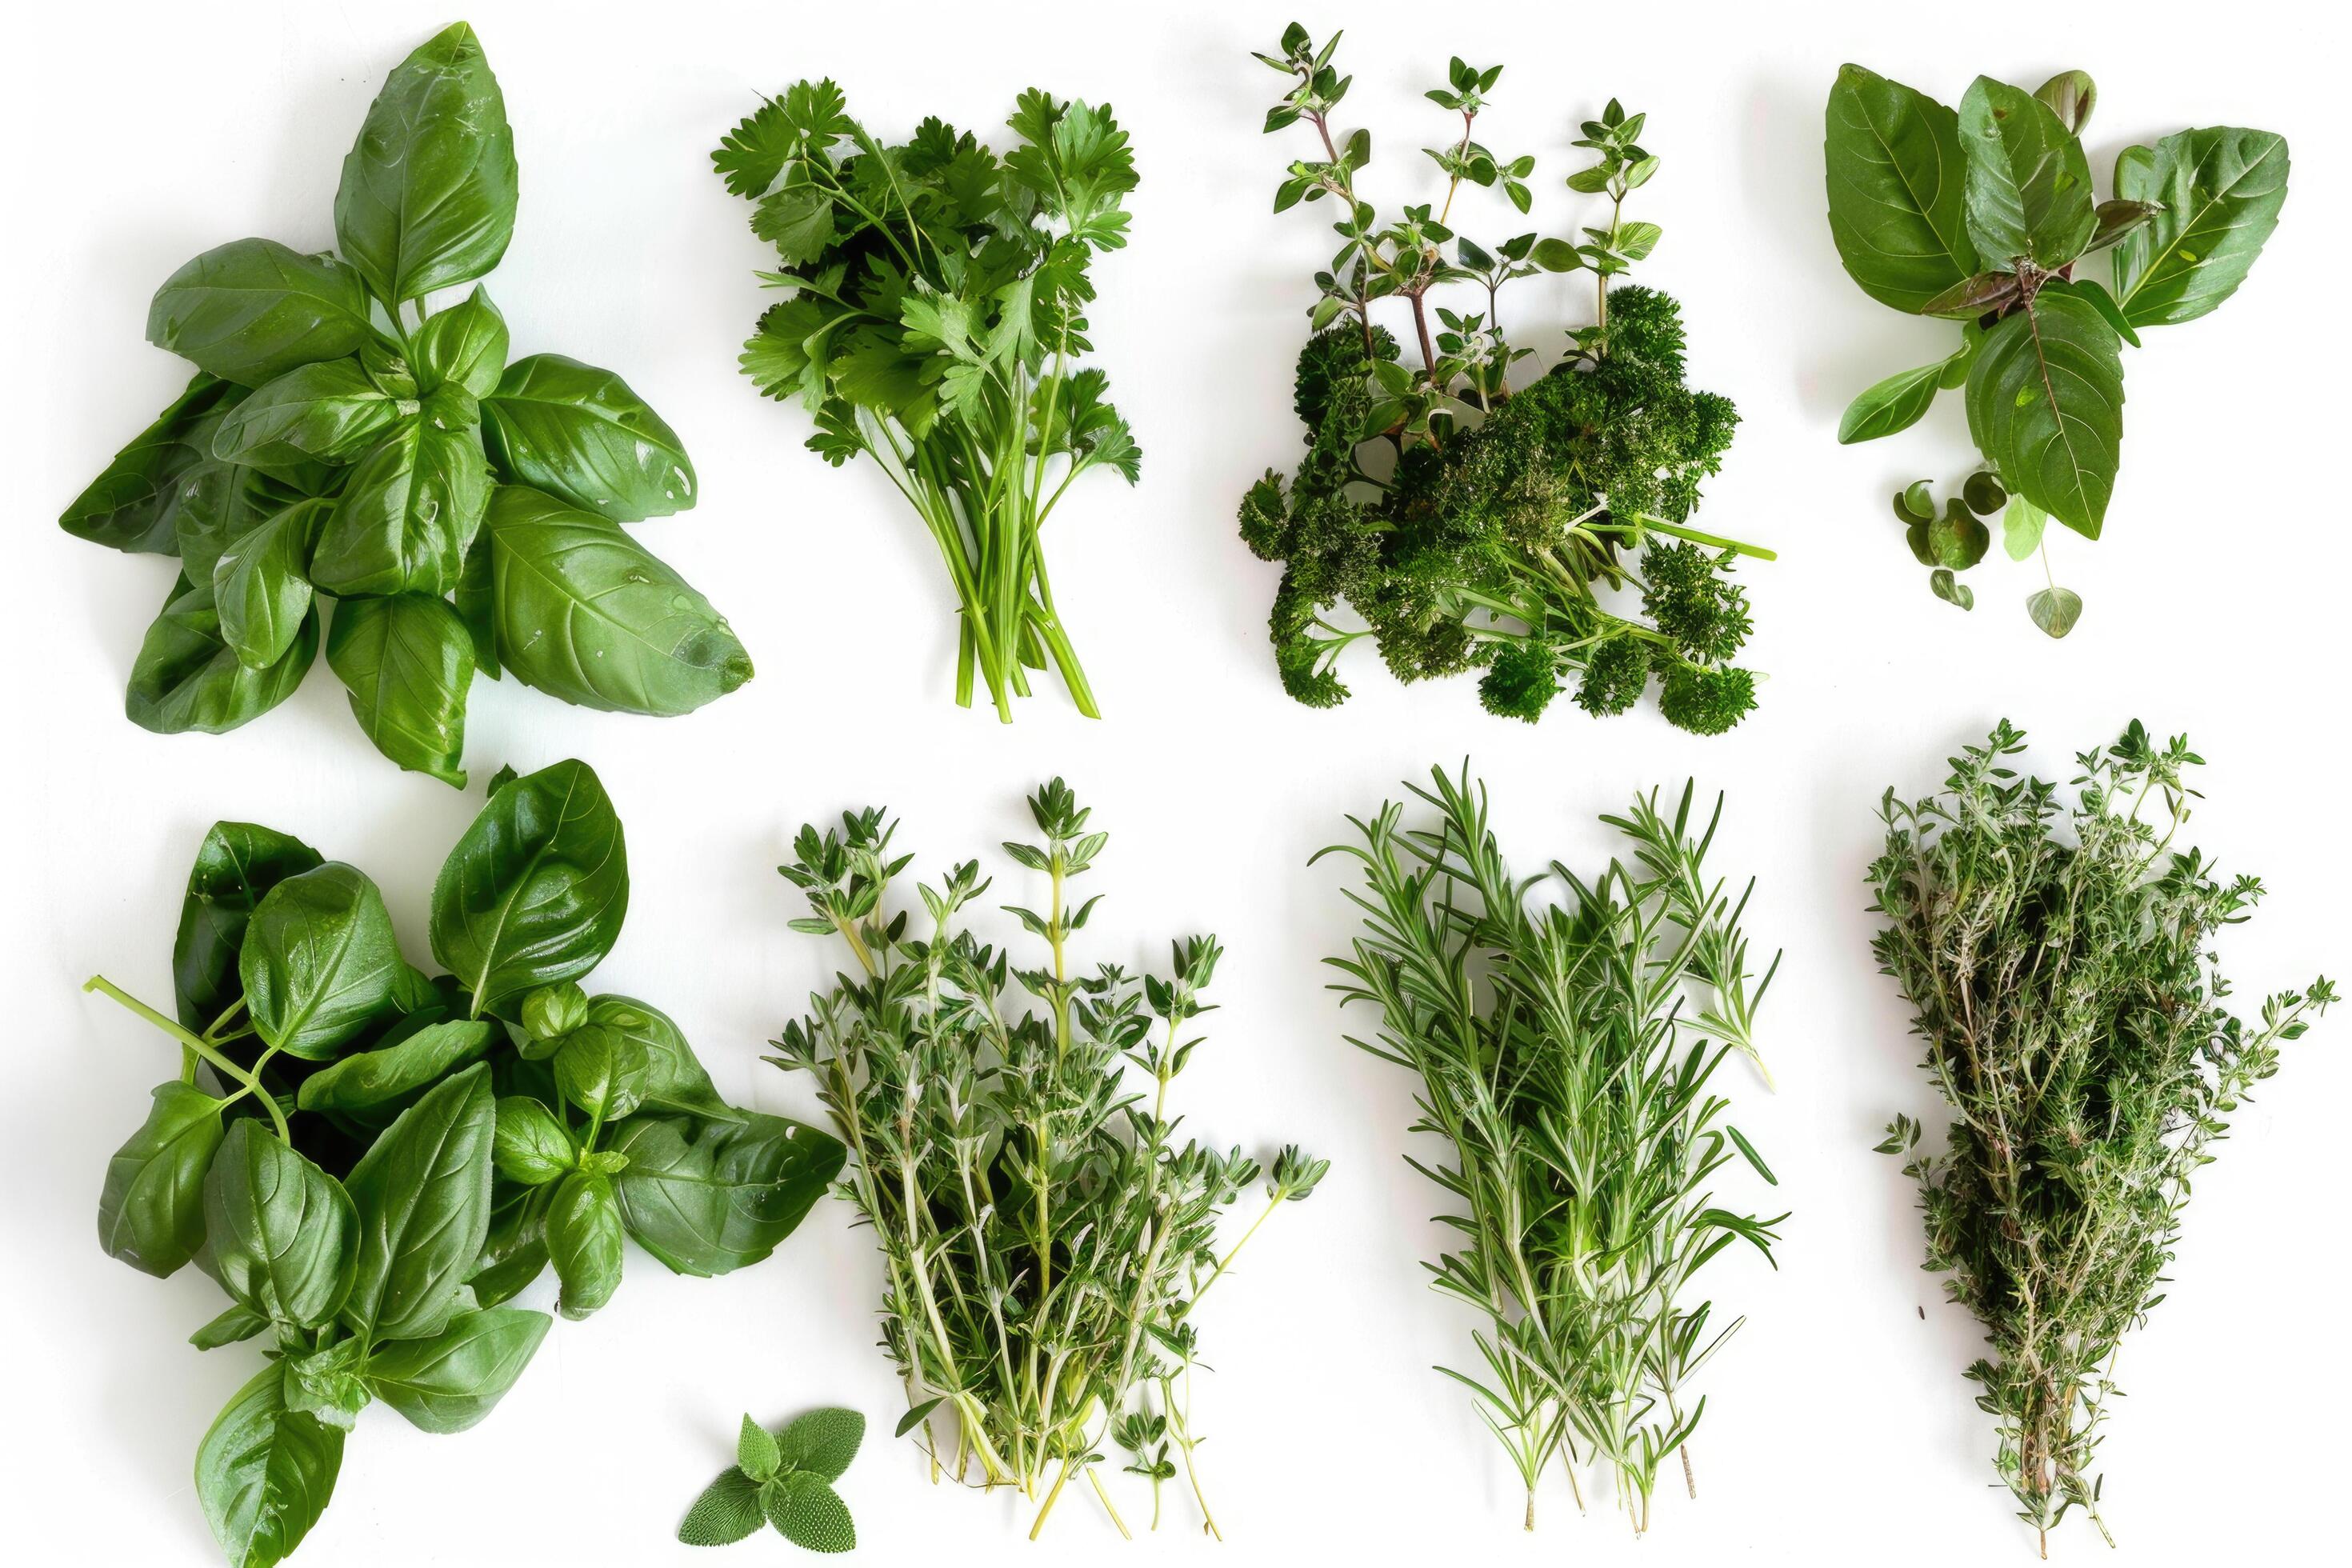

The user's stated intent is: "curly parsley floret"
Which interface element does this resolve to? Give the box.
[1478,640,1561,722]
[1658,664,1757,736]
[1574,634,1651,717]
[1642,542,1753,664]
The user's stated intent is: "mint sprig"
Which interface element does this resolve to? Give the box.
[680,1409,864,1552]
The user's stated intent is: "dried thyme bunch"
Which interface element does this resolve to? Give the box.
[770,782,1325,1539]
[1321,765,1782,1534]
[1870,722,2333,1554]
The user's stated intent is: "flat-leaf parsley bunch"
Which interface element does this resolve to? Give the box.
[1239,25,1772,733]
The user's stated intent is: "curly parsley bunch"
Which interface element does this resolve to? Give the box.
[1238,26,1772,732]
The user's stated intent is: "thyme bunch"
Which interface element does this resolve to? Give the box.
[770,782,1324,1539]
[1319,765,1782,1534]
[1870,722,2334,1554]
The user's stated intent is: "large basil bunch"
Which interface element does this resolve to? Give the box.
[86,758,843,1568]
[1824,66,2286,627]
[62,24,750,785]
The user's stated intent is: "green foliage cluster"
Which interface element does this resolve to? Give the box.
[1238,25,1771,731]
[714,81,1140,722]
[62,25,746,784]
[680,1409,865,1553]
[770,782,1326,1539]
[1827,66,2288,630]
[88,759,843,1568]
[1870,722,2333,1552]
[1322,766,1782,1534]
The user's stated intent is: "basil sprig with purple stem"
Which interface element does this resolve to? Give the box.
[62,23,750,784]
[83,758,843,1568]
[1826,66,2287,634]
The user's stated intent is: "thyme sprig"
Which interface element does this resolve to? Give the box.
[1318,764,1782,1534]
[770,782,1324,1539]
[1869,722,2334,1555]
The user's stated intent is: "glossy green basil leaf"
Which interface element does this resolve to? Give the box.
[344,1062,496,1343]
[281,1340,370,1431]
[190,1302,271,1351]
[214,359,404,469]
[1963,291,2125,540]
[454,525,501,678]
[324,594,476,787]
[148,238,374,388]
[467,1233,549,1310]
[214,498,327,670]
[610,1113,844,1278]
[1825,65,1980,313]
[1838,361,1944,445]
[485,487,752,714]
[521,982,589,1043]
[363,1305,550,1434]
[174,822,324,1033]
[126,575,318,736]
[413,286,510,398]
[195,1365,344,1568]
[589,996,742,1122]
[239,862,405,1060]
[297,1018,497,1114]
[546,1168,624,1321]
[310,418,489,598]
[1956,76,2095,270]
[97,1081,224,1277]
[481,355,697,521]
[61,374,244,553]
[170,459,289,586]
[492,1096,574,1186]
[204,1120,359,1330]
[554,1023,648,1122]
[334,23,518,304]
[2110,127,2290,327]
[430,756,629,1017]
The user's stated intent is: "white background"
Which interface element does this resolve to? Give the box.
[4,1,2346,1562]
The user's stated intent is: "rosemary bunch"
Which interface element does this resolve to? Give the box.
[1870,722,2334,1555]
[770,782,1324,1539]
[1319,764,1782,1534]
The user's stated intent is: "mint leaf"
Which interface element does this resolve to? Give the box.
[678,1467,766,1547]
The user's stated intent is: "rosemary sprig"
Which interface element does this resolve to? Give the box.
[1318,763,1782,1534]
[769,782,1325,1538]
[1870,721,2334,1555]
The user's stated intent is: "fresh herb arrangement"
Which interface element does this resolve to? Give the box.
[1239,26,1770,731]
[62,23,747,784]
[1826,66,2288,634]
[681,1409,865,1553]
[88,759,843,1568]
[770,782,1326,1538]
[713,82,1139,722]
[1319,766,1782,1533]
[1870,723,2332,1553]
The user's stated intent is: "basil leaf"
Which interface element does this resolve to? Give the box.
[190,1302,271,1352]
[203,1121,359,1330]
[554,1023,648,1122]
[97,1081,223,1278]
[588,995,742,1122]
[2110,127,2290,327]
[481,354,698,522]
[281,1340,370,1430]
[491,1096,574,1186]
[214,359,403,469]
[334,23,518,304]
[170,459,288,586]
[467,1234,549,1310]
[173,822,324,1033]
[430,756,630,1017]
[610,1113,845,1278]
[195,1366,343,1568]
[214,498,326,670]
[147,238,374,388]
[324,594,476,787]
[310,415,489,598]
[1956,76,2095,270]
[454,526,500,678]
[412,286,510,398]
[1837,362,1944,445]
[362,1306,550,1434]
[486,487,752,714]
[344,1062,496,1343]
[126,575,318,736]
[239,862,406,1061]
[1962,291,2125,540]
[61,374,242,553]
[546,1169,624,1321]
[297,1018,497,1114]
[1824,64,1980,313]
